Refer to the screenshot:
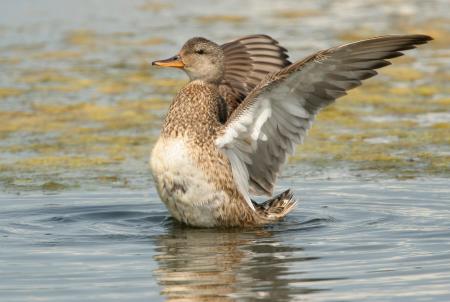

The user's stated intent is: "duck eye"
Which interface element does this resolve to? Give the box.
[195,49,205,55]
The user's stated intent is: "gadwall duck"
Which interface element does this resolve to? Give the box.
[151,34,432,227]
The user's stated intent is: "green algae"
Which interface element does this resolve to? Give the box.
[15,156,115,169]
[0,6,448,192]
[65,30,98,46]
[273,10,321,19]
[381,66,424,81]
[138,2,173,12]
[196,15,247,24]
[0,87,22,99]
[288,65,450,178]
[34,50,83,60]
[41,181,67,191]
[0,57,21,65]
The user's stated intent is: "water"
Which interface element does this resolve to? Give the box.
[1,178,449,301]
[1,0,449,301]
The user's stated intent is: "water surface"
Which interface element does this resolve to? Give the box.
[1,178,449,301]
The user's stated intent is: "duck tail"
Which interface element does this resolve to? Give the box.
[253,189,297,222]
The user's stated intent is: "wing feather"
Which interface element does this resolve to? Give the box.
[219,35,291,113]
[215,34,432,204]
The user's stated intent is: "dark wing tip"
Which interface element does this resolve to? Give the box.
[412,34,433,41]
[405,34,433,45]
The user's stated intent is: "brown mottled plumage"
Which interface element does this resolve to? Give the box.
[151,34,432,227]
[151,80,270,226]
[219,35,291,113]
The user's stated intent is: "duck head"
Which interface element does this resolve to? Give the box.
[152,37,225,84]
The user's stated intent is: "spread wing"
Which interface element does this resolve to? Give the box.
[215,35,432,210]
[219,35,291,113]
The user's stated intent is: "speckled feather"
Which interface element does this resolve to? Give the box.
[151,34,432,227]
[155,81,269,226]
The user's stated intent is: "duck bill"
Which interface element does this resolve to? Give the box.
[152,55,184,68]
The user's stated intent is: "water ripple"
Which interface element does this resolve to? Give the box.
[1,181,450,302]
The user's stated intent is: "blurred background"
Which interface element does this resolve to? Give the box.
[0,0,448,191]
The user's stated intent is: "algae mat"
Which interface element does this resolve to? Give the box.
[0,0,448,192]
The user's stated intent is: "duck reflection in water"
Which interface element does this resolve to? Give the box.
[152,221,324,301]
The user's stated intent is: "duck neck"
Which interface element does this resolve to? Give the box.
[186,70,224,84]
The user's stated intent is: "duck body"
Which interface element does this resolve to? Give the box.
[150,34,432,228]
[150,81,259,227]
[151,136,225,227]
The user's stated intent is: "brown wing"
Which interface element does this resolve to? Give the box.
[219,35,291,114]
[215,34,432,204]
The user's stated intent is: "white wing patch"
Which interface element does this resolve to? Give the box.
[215,97,273,211]
[251,98,271,140]
[215,34,432,211]
[215,86,316,210]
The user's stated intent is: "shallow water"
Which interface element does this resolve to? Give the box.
[1,0,449,301]
[1,178,450,301]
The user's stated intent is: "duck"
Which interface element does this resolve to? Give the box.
[150,34,432,227]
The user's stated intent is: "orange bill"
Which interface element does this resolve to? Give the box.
[152,55,184,68]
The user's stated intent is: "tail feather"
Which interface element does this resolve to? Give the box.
[253,189,297,221]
